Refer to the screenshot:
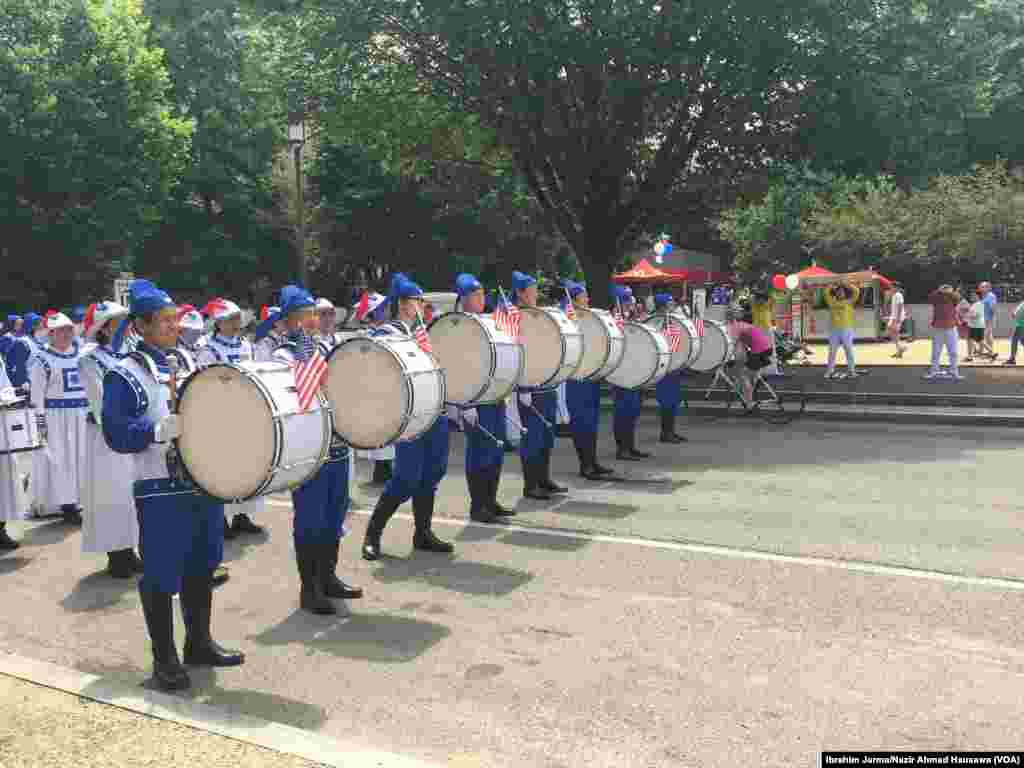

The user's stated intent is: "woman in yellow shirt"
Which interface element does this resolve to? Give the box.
[823,281,860,378]
[750,291,781,375]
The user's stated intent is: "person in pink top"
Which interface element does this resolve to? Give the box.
[927,285,963,380]
[726,304,774,401]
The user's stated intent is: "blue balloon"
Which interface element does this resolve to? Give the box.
[663,243,673,255]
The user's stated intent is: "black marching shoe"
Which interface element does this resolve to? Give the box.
[522,462,552,500]
[615,429,642,461]
[0,523,19,550]
[539,450,568,493]
[486,467,516,517]
[295,544,335,615]
[138,587,190,691]
[591,436,616,475]
[322,539,363,599]
[362,494,402,561]
[61,505,83,525]
[628,435,651,459]
[371,460,392,485]
[107,548,137,578]
[659,411,687,444]
[231,513,264,535]
[130,550,144,573]
[573,435,601,480]
[468,471,497,523]
[412,493,454,553]
[181,572,245,667]
[223,515,239,540]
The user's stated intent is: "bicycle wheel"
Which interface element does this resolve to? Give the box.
[753,378,806,424]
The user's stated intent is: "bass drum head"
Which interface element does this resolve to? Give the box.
[177,364,275,499]
[574,309,612,380]
[605,323,660,389]
[325,338,409,448]
[645,314,695,373]
[689,320,732,372]
[517,307,563,388]
[428,313,490,404]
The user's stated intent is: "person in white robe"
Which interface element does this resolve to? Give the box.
[28,312,87,524]
[195,298,264,537]
[0,355,27,549]
[253,305,285,362]
[78,301,142,576]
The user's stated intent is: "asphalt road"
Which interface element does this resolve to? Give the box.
[2,416,1022,766]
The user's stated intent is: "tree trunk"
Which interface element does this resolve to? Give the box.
[576,231,620,310]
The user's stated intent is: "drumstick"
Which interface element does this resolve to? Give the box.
[471,421,504,448]
[164,354,185,485]
[527,402,554,431]
[504,413,528,435]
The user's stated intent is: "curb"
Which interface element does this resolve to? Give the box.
[0,652,439,768]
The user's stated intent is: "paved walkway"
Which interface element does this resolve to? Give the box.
[799,337,1017,368]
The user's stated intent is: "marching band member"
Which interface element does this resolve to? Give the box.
[102,279,243,691]
[652,293,688,444]
[355,293,395,485]
[513,271,567,500]
[0,354,25,549]
[362,274,454,560]
[175,305,207,355]
[455,273,516,523]
[28,312,87,523]
[316,298,340,345]
[564,281,615,480]
[196,298,264,538]
[0,315,19,363]
[611,287,650,462]
[265,285,361,615]
[253,305,284,362]
[78,301,141,577]
[7,312,44,389]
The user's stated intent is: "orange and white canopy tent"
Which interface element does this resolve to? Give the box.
[613,258,734,285]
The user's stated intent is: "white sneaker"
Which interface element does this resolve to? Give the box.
[951,372,965,380]
[924,372,942,379]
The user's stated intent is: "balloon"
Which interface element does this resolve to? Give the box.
[771,274,787,291]
[653,241,666,257]
[663,242,673,255]
[785,274,800,291]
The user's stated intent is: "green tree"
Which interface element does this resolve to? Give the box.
[0,0,191,307]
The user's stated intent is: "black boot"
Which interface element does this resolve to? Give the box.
[231,513,264,534]
[295,544,335,614]
[223,514,239,540]
[362,494,403,561]
[539,449,568,493]
[322,539,363,598]
[659,410,687,444]
[130,550,144,573]
[591,434,615,475]
[412,493,454,553]
[0,522,19,550]
[629,429,651,459]
[138,586,190,691]
[181,572,245,666]
[615,428,641,461]
[371,460,392,485]
[575,434,602,480]
[487,466,516,517]
[107,548,136,578]
[522,460,552,500]
[61,504,82,525]
[468,471,496,522]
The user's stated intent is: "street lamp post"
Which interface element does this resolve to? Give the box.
[289,117,307,287]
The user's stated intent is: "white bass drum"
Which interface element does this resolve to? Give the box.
[572,308,625,381]
[427,312,523,405]
[604,322,672,389]
[688,319,735,372]
[517,307,583,390]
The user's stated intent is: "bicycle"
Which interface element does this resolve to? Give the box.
[690,362,807,424]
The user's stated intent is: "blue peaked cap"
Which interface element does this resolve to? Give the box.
[455,273,482,298]
[254,285,314,340]
[654,293,673,308]
[70,305,86,322]
[6,314,19,326]
[565,280,587,299]
[24,313,42,333]
[512,271,536,292]
[388,273,423,303]
[127,279,174,317]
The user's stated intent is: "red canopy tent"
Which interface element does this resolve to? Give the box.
[613,259,734,285]
[794,264,836,279]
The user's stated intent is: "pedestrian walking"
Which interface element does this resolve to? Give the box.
[884,283,907,358]
[964,292,986,362]
[926,285,963,380]
[979,282,998,359]
[1003,299,1024,365]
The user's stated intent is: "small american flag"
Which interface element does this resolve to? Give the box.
[412,315,433,354]
[663,321,682,353]
[694,314,705,337]
[495,296,520,340]
[292,332,327,412]
[562,290,577,321]
[611,304,625,331]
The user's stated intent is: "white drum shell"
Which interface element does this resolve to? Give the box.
[0,399,42,455]
[604,322,672,389]
[688,320,735,372]
[325,335,445,449]
[176,362,332,501]
[517,307,583,390]
[573,308,626,381]
[428,312,523,405]
[644,312,701,372]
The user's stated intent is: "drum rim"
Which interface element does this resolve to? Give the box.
[642,312,698,371]
[572,307,623,382]
[326,335,444,449]
[176,362,331,502]
[687,319,731,372]
[605,321,672,389]
[428,311,505,406]
[519,306,583,390]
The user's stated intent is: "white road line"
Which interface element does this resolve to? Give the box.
[265,498,1024,593]
[0,653,440,768]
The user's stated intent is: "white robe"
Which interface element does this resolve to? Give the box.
[78,345,138,553]
[0,358,26,522]
[504,394,523,445]
[556,382,570,425]
[28,342,88,514]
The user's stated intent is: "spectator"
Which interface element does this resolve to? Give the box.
[822,280,860,379]
[979,281,998,359]
[956,293,971,347]
[965,291,986,361]
[884,283,907,358]
[927,285,963,380]
[1004,299,1024,365]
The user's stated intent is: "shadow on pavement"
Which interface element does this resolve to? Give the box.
[547,500,637,520]
[454,524,504,543]
[613,478,696,495]
[249,609,450,664]
[370,556,533,597]
[221,529,270,564]
[21,519,76,546]
[497,530,589,552]
[0,556,31,574]
[183,670,328,730]
[60,570,137,614]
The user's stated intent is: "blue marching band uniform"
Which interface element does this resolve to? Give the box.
[610,286,651,461]
[652,292,688,444]
[362,274,453,560]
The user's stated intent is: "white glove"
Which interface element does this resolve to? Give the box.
[462,408,478,427]
[0,387,17,404]
[518,392,532,407]
[154,414,179,442]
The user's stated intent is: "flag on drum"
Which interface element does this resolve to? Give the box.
[495,295,520,340]
[611,305,624,331]
[412,315,433,354]
[663,322,681,353]
[293,333,327,412]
